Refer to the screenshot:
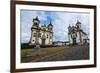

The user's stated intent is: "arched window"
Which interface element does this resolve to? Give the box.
[47,34,48,38]
[38,33,41,37]
[33,33,36,37]
[50,35,52,39]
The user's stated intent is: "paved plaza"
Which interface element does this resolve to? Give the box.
[39,45,89,62]
[21,44,89,63]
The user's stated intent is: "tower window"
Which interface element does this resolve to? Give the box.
[38,33,41,37]
[33,33,36,37]
[50,36,52,39]
[47,34,48,38]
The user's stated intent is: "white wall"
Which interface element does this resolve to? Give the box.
[0,0,100,73]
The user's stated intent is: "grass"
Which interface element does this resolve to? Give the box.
[21,46,67,62]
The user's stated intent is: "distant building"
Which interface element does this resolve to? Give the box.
[53,41,69,46]
[29,16,53,45]
[68,20,89,45]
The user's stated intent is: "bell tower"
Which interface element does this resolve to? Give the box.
[29,16,40,45]
[76,20,81,29]
[48,22,53,31]
[48,22,53,44]
[32,16,40,28]
[76,20,82,44]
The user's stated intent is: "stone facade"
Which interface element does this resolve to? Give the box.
[29,16,53,45]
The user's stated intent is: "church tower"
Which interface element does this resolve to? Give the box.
[29,16,40,45]
[47,22,53,44]
[76,20,83,44]
[32,16,40,28]
[48,22,53,31]
[76,20,81,29]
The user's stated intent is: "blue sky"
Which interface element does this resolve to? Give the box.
[20,9,90,43]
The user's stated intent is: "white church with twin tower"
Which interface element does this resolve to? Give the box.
[29,16,53,45]
[68,20,89,45]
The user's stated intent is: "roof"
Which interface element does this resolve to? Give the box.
[33,16,40,22]
[48,22,53,27]
[76,20,81,24]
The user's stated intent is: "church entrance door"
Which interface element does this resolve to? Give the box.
[42,39,45,45]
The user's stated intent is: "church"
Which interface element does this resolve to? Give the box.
[68,20,89,45]
[29,16,53,45]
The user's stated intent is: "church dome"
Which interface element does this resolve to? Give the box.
[33,16,40,22]
[48,22,53,27]
[76,20,81,24]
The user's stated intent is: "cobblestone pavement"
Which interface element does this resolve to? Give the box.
[37,44,89,62]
